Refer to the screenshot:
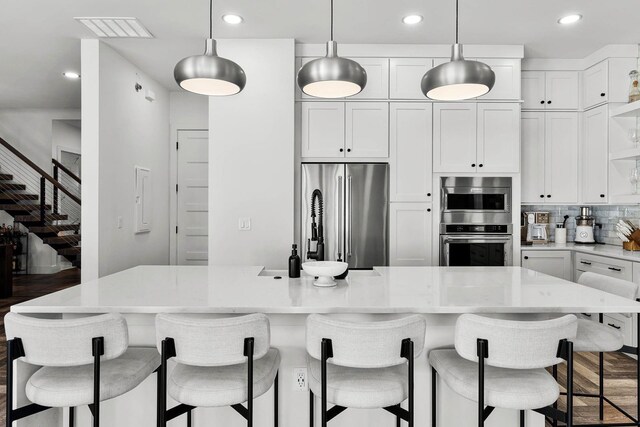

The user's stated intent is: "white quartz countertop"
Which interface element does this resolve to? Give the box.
[11,265,640,314]
[521,242,640,263]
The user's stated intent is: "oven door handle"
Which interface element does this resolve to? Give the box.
[442,236,512,242]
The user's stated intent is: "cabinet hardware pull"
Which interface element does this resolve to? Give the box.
[547,194,551,198]
[347,148,351,153]
[608,323,621,330]
[600,93,606,97]
[471,163,476,167]
[539,194,544,198]
[600,194,605,198]
[479,164,484,168]
[582,313,592,317]
[540,100,545,104]
[608,267,622,272]
[547,100,552,104]
[523,256,529,260]
[427,193,431,197]
[427,208,431,212]
[580,261,592,265]
[339,148,344,152]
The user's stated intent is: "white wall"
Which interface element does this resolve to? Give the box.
[209,39,295,268]
[169,92,208,264]
[52,120,81,159]
[81,40,171,280]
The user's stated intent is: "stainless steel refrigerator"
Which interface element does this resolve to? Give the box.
[301,163,389,269]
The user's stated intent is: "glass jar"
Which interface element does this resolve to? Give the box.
[629,70,640,103]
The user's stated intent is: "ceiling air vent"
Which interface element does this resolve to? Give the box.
[75,17,154,38]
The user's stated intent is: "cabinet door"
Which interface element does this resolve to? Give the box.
[301,102,345,158]
[583,61,608,109]
[522,250,572,281]
[433,103,477,172]
[476,58,521,100]
[582,105,609,203]
[390,203,432,266]
[521,71,546,110]
[389,58,433,99]
[477,103,520,173]
[346,102,389,158]
[521,112,546,203]
[545,112,579,203]
[348,58,389,99]
[545,71,579,110]
[390,103,433,202]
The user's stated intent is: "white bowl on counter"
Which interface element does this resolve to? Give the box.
[302,261,348,287]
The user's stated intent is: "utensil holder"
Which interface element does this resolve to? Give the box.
[623,240,640,251]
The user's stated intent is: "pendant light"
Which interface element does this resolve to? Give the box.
[174,0,246,96]
[297,0,367,98]
[421,0,495,100]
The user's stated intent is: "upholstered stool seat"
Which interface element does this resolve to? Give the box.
[169,348,280,407]
[573,318,624,353]
[307,355,407,409]
[429,349,559,410]
[26,347,160,407]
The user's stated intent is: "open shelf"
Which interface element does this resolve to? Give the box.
[611,100,640,118]
[611,146,640,160]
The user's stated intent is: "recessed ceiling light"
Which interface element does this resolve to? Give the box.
[558,14,582,25]
[222,14,243,25]
[63,72,80,79]
[402,15,423,25]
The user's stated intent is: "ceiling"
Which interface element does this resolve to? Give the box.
[2,0,639,109]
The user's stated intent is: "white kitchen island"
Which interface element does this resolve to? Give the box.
[11,265,640,427]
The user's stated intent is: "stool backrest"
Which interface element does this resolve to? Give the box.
[155,313,270,367]
[306,314,426,368]
[4,312,128,367]
[578,272,639,303]
[455,313,577,369]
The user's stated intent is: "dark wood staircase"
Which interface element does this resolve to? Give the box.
[0,137,81,268]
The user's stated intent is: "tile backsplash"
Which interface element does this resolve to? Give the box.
[521,205,640,246]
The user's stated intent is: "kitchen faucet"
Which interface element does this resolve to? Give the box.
[307,189,325,261]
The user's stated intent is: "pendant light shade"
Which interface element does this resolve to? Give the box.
[174,0,246,96]
[297,0,367,98]
[421,0,495,100]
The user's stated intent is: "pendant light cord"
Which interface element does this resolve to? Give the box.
[455,0,459,43]
[330,0,334,41]
[209,0,213,39]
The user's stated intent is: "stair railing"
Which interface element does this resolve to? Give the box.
[0,137,81,231]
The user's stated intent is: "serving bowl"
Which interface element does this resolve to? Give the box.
[302,261,348,287]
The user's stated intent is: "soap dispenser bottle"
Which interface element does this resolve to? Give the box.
[288,244,301,278]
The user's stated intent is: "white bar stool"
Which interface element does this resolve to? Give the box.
[429,313,578,427]
[305,314,426,427]
[155,313,280,427]
[4,312,160,427]
[558,272,640,427]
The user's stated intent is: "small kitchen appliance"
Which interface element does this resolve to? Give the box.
[575,206,596,244]
[526,212,550,244]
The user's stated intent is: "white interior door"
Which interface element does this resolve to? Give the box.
[177,130,209,265]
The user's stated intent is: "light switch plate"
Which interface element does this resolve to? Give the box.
[238,217,251,231]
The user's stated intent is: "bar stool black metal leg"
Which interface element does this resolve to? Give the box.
[69,407,75,427]
[599,351,604,420]
[187,410,192,427]
[566,342,574,427]
[431,367,437,427]
[274,372,279,427]
[552,365,558,427]
[396,412,401,427]
[309,390,314,427]
[519,410,525,427]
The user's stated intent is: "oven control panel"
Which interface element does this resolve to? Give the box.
[443,224,512,234]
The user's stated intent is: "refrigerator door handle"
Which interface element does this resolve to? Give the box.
[337,175,343,260]
[347,175,352,257]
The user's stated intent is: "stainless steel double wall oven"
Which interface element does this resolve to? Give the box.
[440,177,513,266]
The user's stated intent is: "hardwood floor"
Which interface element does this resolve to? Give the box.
[0,268,80,425]
[0,272,636,426]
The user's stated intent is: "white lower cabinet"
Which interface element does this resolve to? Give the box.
[521,250,572,281]
[390,203,432,266]
[574,253,633,282]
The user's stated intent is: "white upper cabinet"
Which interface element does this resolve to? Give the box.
[476,103,520,173]
[433,103,477,173]
[521,71,579,110]
[522,71,546,110]
[389,58,433,99]
[299,57,389,99]
[389,202,432,266]
[545,71,579,110]
[300,102,345,158]
[583,61,608,109]
[476,58,521,100]
[582,105,609,203]
[545,112,579,204]
[521,112,546,203]
[346,102,389,157]
[390,103,433,202]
